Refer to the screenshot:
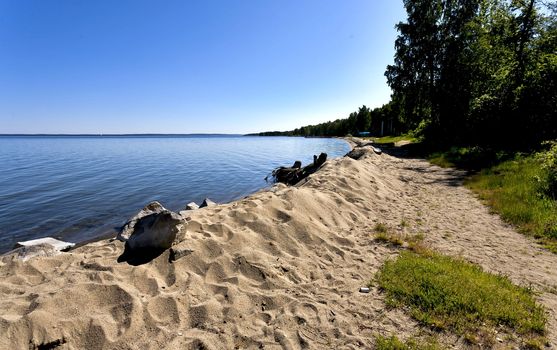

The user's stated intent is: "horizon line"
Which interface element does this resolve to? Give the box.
[0,133,250,137]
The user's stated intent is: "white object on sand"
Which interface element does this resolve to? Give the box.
[185,202,200,210]
[16,237,75,251]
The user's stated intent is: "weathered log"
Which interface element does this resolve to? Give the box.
[272,167,298,184]
[300,153,327,176]
[271,153,327,185]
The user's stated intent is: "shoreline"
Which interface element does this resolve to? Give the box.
[0,136,352,255]
[2,139,556,349]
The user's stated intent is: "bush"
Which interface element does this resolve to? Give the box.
[427,146,500,170]
[536,141,557,200]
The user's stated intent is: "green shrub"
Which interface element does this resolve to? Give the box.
[535,140,557,200]
[427,146,502,170]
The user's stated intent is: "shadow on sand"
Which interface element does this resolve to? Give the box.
[117,244,167,266]
[378,142,469,188]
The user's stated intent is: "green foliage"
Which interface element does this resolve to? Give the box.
[376,252,546,341]
[387,0,557,147]
[427,146,504,170]
[375,335,441,350]
[535,141,557,199]
[257,1,556,147]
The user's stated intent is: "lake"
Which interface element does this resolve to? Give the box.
[0,135,350,253]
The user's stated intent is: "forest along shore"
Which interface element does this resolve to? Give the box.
[1,140,556,349]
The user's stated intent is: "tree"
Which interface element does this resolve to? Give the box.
[386,0,443,130]
[355,105,372,133]
[386,0,556,147]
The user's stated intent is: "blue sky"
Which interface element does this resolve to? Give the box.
[0,1,405,134]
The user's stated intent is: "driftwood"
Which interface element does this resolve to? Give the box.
[270,153,327,185]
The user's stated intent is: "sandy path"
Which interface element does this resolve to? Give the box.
[355,152,557,347]
[1,147,556,349]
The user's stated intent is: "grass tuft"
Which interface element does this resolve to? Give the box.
[376,251,546,344]
[374,222,389,234]
[373,223,427,252]
[375,232,405,246]
[375,335,440,350]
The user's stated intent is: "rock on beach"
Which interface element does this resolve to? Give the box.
[117,201,166,242]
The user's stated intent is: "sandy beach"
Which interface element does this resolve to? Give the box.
[1,141,556,349]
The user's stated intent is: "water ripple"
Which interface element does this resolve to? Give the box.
[0,136,350,252]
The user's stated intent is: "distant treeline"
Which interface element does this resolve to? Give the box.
[255,0,556,148]
[252,103,399,137]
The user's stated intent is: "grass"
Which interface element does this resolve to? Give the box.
[375,251,547,345]
[368,141,553,347]
[466,156,557,252]
[374,222,389,233]
[375,335,440,350]
[375,231,405,246]
[366,133,418,145]
[373,222,427,251]
[374,222,404,246]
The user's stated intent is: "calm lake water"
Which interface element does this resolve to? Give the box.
[0,135,350,253]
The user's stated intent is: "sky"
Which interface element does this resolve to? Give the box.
[0,1,406,134]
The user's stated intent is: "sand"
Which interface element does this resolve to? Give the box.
[1,141,557,349]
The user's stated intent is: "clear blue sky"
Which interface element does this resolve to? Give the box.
[0,1,405,134]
